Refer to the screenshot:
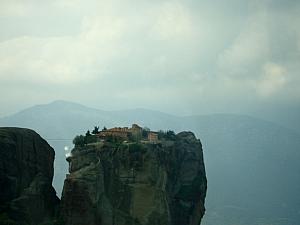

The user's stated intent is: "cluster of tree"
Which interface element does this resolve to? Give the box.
[128,143,143,153]
[105,135,124,144]
[73,125,108,147]
[38,218,65,225]
[73,134,98,147]
[142,127,150,138]
[0,213,16,225]
[85,126,107,136]
[157,130,176,140]
[0,212,65,225]
[72,135,86,147]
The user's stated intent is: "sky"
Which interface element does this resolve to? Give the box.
[0,0,300,124]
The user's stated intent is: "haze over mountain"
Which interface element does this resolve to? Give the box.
[1,100,299,225]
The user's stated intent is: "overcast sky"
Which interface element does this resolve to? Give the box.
[0,0,300,121]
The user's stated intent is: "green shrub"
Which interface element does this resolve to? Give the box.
[128,143,143,153]
[158,130,176,140]
[0,213,16,225]
[92,126,100,134]
[72,135,85,147]
[142,127,150,138]
[85,135,97,144]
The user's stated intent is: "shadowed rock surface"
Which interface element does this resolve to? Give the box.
[0,127,59,225]
[61,131,207,225]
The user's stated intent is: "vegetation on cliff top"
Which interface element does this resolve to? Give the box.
[72,124,176,147]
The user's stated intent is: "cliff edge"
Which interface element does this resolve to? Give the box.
[0,127,59,225]
[61,130,207,225]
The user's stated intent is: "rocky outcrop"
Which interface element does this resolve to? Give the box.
[61,131,207,225]
[0,127,59,225]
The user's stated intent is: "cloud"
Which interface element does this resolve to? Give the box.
[150,2,195,41]
[0,36,83,85]
[256,63,287,97]
[0,0,300,116]
[217,12,270,77]
[0,1,32,17]
[216,4,300,102]
[0,3,129,85]
[0,1,202,87]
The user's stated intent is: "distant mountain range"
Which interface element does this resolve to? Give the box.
[1,100,299,225]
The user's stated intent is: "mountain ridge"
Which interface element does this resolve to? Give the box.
[2,99,294,133]
[1,99,299,135]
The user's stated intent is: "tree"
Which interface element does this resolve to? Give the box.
[102,126,107,131]
[86,130,91,136]
[85,135,97,144]
[92,126,100,134]
[73,135,85,147]
[158,130,165,140]
[0,213,17,225]
[142,127,150,138]
[166,130,176,140]
[157,130,175,140]
[166,130,175,136]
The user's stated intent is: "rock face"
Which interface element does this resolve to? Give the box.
[61,131,207,225]
[0,127,59,225]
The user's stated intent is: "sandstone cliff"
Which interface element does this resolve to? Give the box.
[61,131,207,225]
[0,127,60,225]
